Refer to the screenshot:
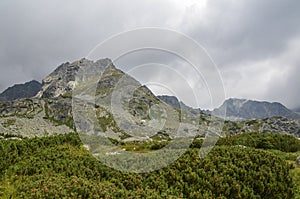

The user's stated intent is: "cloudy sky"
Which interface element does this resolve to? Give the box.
[0,0,299,110]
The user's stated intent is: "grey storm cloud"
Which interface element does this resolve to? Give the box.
[190,0,300,66]
[0,0,299,109]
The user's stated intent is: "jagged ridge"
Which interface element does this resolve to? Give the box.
[0,80,41,101]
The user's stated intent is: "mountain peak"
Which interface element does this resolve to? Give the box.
[37,58,115,99]
[0,80,42,101]
[213,98,300,120]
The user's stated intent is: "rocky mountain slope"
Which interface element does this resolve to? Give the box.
[0,98,72,138]
[0,80,41,101]
[0,59,299,141]
[155,95,300,137]
[222,116,300,137]
[211,98,300,120]
[0,59,202,141]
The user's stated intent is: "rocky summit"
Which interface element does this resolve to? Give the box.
[36,58,113,99]
[211,98,300,120]
[0,58,299,141]
[0,58,201,141]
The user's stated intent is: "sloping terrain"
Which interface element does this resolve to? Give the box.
[0,58,202,142]
[0,80,41,101]
[212,98,300,120]
[294,107,300,114]
[0,133,297,198]
[1,58,300,198]
[0,58,299,142]
[158,95,300,137]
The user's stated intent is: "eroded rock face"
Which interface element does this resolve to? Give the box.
[0,99,43,118]
[0,98,73,138]
[37,58,114,99]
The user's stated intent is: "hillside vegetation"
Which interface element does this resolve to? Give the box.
[0,133,299,198]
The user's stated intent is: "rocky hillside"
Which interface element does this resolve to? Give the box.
[212,98,300,120]
[222,116,300,137]
[0,98,73,138]
[153,95,300,137]
[0,59,201,141]
[70,59,197,140]
[0,80,41,101]
[0,59,299,141]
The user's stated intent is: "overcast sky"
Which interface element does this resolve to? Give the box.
[0,0,299,109]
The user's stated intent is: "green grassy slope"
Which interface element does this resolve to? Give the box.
[0,133,299,198]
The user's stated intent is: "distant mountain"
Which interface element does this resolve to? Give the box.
[157,95,203,114]
[157,95,300,136]
[157,95,181,109]
[294,107,300,114]
[0,60,299,140]
[212,98,300,120]
[0,80,41,101]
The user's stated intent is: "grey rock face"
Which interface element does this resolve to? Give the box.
[0,98,74,138]
[259,117,300,135]
[212,98,300,120]
[37,58,113,99]
[0,80,41,101]
[222,116,300,137]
